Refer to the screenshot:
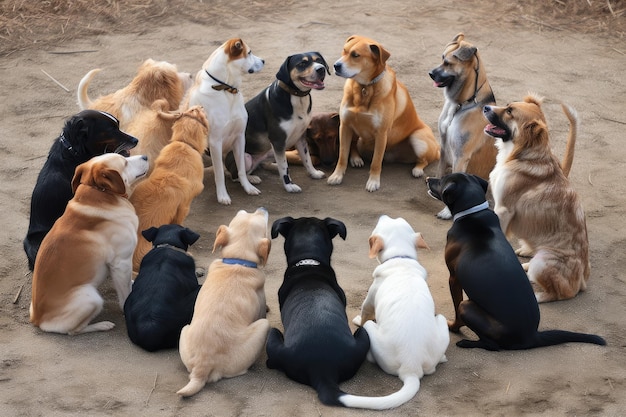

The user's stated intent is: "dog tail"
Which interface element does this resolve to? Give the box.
[176,376,207,398]
[560,103,579,177]
[77,68,101,110]
[533,330,606,348]
[339,374,420,410]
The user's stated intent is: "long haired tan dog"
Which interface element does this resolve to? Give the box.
[30,153,148,334]
[328,35,440,192]
[130,105,209,272]
[177,208,271,397]
[484,94,588,302]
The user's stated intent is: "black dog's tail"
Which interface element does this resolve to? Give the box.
[312,378,345,407]
[533,330,606,348]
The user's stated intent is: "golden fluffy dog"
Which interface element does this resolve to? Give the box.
[30,153,149,335]
[484,93,587,302]
[77,58,192,128]
[130,105,209,273]
[328,35,440,192]
[177,208,271,397]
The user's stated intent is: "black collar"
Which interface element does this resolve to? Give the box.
[154,243,190,256]
[59,132,79,157]
[277,80,310,97]
[206,70,238,94]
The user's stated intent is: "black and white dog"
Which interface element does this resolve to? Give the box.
[124,224,201,352]
[23,110,138,270]
[267,216,370,407]
[227,52,330,192]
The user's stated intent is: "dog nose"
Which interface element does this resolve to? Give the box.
[316,67,325,75]
[333,63,342,71]
[483,106,491,114]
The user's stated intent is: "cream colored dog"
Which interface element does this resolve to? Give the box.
[177,208,271,397]
[30,153,148,335]
[346,215,449,410]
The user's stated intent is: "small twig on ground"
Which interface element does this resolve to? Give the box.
[48,50,98,55]
[13,284,23,304]
[145,372,158,406]
[41,69,70,92]
[521,15,564,31]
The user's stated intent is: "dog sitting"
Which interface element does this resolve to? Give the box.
[267,216,370,407]
[343,215,449,410]
[124,224,201,352]
[328,35,440,192]
[23,110,138,271]
[286,111,340,167]
[77,58,191,128]
[130,105,209,273]
[428,33,498,219]
[426,173,605,350]
[30,153,148,335]
[484,94,588,303]
[177,208,271,397]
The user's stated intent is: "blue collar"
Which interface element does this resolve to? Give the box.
[453,201,490,222]
[222,258,257,268]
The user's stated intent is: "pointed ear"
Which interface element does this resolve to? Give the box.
[212,225,229,253]
[368,235,384,259]
[71,163,87,194]
[141,227,159,242]
[256,238,271,266]
[325,218,347,240]
[94,167,126,195]
[415,233,430,250]
[271,217,294,239]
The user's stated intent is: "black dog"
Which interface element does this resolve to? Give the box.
[426,173,606,350]
[267,216,370,407]
[23,110,138,270]
[226,52,330,192]
[124,224,201,352]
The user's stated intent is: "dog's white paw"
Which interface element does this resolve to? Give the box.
[247,175,262,184]
[436,206,452,220]
[217,193,232,205]
[244,184,261,196]
[412,167,425,178]
[327,173,343,185]
[309,169,325,179]
[365,177,380,192]
[350,156,364,168]
[352,315,362,326]
[284,183,302,193]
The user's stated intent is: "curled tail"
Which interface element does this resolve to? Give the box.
[176,376,207,398]
[77,68,101,109]
[534,330,606,348]
[560,103,579,177]
[339,374,420,410]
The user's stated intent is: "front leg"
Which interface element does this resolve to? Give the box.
[209,142,232,205]
[328,121,355,185]
[366,131,388,192]
[232,135,261,197]
[295,138,324,179]
[272,145,301,193]
[494,204,513,236]
[447,272,465,332]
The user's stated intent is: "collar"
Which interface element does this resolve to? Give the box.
[292,258,321,267]
[222,258,258,268]
[383,255,415,263]
[278,80,310,97]
[453,201,490,222]
[359,70,386,96]
[455,58,486,112]
[59,132,79,157]
[81,183,128,199]
[154,243,190,255]
[206,70,239,94]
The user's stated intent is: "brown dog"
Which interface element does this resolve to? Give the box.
[286,112,340,167]
[30,153,149,335]
[177,208,271,397]
[328,35,440,192]
[484,94,587,303]
[429,33,498,219]
[130,105,209,273]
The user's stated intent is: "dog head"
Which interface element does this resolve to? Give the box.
[276,52,330,92]
[483,94,548,147]
[368,215,429,264]
[212,208,271,267]
[333,35,390,85]
[133,59,188,111]
[271,216,346,267]
[306,112,340,166]
[168,105,209,153]
[429,33,481,101]
[221,38,265,74]
[142,224,200,252]
[426,173,489,217]
[71,153,149,197]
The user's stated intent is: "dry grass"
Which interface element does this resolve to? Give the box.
[0,0,624,57]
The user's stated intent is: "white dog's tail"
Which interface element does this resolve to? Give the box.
[77,68,101,110]
[176,376,207,398]
[339,374,420,410]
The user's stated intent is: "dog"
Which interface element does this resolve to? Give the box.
[130,105,209,273]
[285,111,340,167]
[23,110,138,271]
[428,33,498,219]
[184,38,265,205]
[267,216,370,407]
[77,58,192,128]
[124,224,201,352]
[177,208,271,397]
[328,35,440,192]
[426,173,605,350]
[227,53,330,192]
[343,215,448,410]
[30,153,149,335]
[484,94,588,302]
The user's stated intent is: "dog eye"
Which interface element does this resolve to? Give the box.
[506,108,513,115]
[351,52,359,58]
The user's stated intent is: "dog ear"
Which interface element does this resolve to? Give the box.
[441,181,458,204]
[521,119,549,147]
[369,43,391,66]
[271,217,294,239]
[368,235,384,259]
[94,166,126,195]
[71,162,88,194]
[141,227,159,242]
[324,218,347,240]
[256,238,271,266]
[182,228,201,246]
[452,33,465,43]
[276,56,293,83]
[415,233,430,250]
[470,175,489,194]
[312,52,331,75]
[229,38,245,58]
[212,225,229,253]
[453,44,477,62]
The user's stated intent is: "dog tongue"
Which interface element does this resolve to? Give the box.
[485,124,506,137]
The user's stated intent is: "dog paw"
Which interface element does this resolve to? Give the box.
[247,175,262,184]
[284,183,302,193]
[365,178,380,192]
[352,315,362,326]
[217,194,232,205]
[411,167,425,178]
[350,156,364,168]
[515,247,534,258]
[436,206,452,220]
[309,169,325,179]
[327,173,343,185]
[244,185,261,196]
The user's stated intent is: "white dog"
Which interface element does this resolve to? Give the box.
[344,215,449,410]
[184,38,264,205]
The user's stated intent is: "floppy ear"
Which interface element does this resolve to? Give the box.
[312,52,331,75]
[182,228,201,246]
[271,217,294,239]
[441,181,458,205]
[230,39,244,57]
[94,166,126,195]
[415,233,430,250]
[141,227,159,242]
[71,163,88,194]
[275,55,293,83]
[256,238,271,266]
[453,44,477,61]
[369,43,390,66]
[368,235,384,259]
[324,218,347,240]
[521,119,548,147]
[212,225,229,253]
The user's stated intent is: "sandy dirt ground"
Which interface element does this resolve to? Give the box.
[1,1,625,416]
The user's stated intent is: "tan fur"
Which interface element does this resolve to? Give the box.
[130,106,209,273]
[177,209,271,397]
[488,94,587,302]
[30,154,148,334]
[328,35,440,192]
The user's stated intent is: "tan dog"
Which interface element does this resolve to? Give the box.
[130,105,209,273]
[77,59,192,128]
[484,93,587,302]
[328,35,440,192]
[285,112,340,167]
[30,153,149,335]
[177,208,271,397]
[429,33,498,219]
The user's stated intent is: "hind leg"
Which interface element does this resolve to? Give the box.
[527,251,579,303]
[362,320,397,373]
[265,327,287,370]
[455,300,506,351]
[408,128,439,178]
[223,319,270,378]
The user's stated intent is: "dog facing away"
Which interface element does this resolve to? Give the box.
[23,110,138,270]
[344,215,448,410]
[426,173,605,350]
[77,58,191,128]
[130,105,209,273]
[328,35,440,192]
[267,216,370,407]
[428,33,498,219]
[30,153,149,335]
[177,208,271,397]
[124,224,201,352]
[484,94,588,302]
[184,38,264,205]
[227,52,330,192]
